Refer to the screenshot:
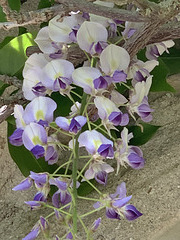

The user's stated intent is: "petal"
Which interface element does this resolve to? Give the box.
[110,182,127,199]
[14,105,26,129]
[97,144,114,158]
[106,207,120,219]
[95,171,108,185]
[72,67,101,94]
[124,204,143,221]
[55,117,71,131]
[22,226,40,240]
[128,152,145,169]
[91,217,101,232]
[49,178,68,191]
[112,70,127,83]
[112,195,132,208]
[100,44,130,75]
[77,21,108,53]
[31,145,45,159]
[30,172,48,186]
[22,123,47,150]
[8,128,24,146]
[74,116,87,127]
[45,146,58,165]
[12,177,32,191]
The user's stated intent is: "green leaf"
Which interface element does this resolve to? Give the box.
[8,0,21,11]
[18,27,28,35]
[77,180,96,196]
[38,0,52,9]
[8,122,61,177]
[0,33,36,76]
[0,6,7,22]
[150,58,175,92]
[160,47,180,75]
[128,123,160,146]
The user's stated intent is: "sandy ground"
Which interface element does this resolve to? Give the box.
[0,1,180,239]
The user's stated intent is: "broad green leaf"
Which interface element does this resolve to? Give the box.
[160,47,180,75]
[0,33,36,76]
[0,6,7,22]
[128,123,160,146]
[18,27,27,35]
[8,0,21,11]
[77,180,96,196]
[8,122,63,177]
[150,58,175,92]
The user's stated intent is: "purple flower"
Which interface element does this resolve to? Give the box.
[115,128,145,172]
[91,218,101,232]
[9,128,24,146]
[97,144,114,158]
[49,178,72,208]
[55,116,86,134]
[112,70,127,83]
[31,145,45,159]
[45,145,58,165]
[22,226,40,240]
[94,182,142,221]
[12,177,33,191]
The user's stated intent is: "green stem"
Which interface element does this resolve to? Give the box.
[77,156,93,180]
[78,196,101,202]
[72,92,87,234]
[78,215,89,236]
[52,160,72,175]
[71,90,82,99]
[49,123,72,137]
[77,170,102,195]
[80,205,105,218]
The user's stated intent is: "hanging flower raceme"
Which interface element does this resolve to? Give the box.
[93,182,142,220]
[128,76,154,122]
[94,96,129,131]
[55,116,87,134]
[77,21,108,54]
[115,127,145,173]
[42,59,74,95]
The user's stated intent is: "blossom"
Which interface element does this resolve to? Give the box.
[94,96,129,130]
[83,160,114,185]
[115,127,145,173]
[34,26,63,57]
[145,40,175,60]
[78,130,114,158]
[77,21,108,54]
[22,225,40,240]
[23,96,57,126]
[48,14,84,44]
[90,217,101,232]
[100,44,130,75]
[128,76,153,122]
[42,59,74,94]
[49,178,72,208]
[94,182,142,220]
[72,67,102,94]
[55,116,87,134]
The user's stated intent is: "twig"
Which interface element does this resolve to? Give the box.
[0,75,22,88]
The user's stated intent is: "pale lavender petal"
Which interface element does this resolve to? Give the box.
[128,152,145,169]
[12,178,32,191]
[22,123,47,150]
[25,201,42,209]
[33,191,47,202]
[55,117,70,131]
[49,178,68,191]
[32,82,46,97]
[9,128,24,146]
[69,118,82,134]
[30,172,48,186]
[113,70,127,83]
[93,201,101,209]
[91,218,101,232]
[74,116,87,127]
[124,204,143,221]
[45,146,58,165]
[110,182,127,199]
[66,231,73,239]
[112,195,132,208]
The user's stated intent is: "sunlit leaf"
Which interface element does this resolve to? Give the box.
[0,33,36,76]
[0,36,14,49]
[128,123,160,146]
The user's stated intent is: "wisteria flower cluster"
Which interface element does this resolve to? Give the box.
[9,2,175,239]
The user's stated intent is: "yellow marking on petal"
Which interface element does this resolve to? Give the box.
[93,140,102,150]
[54,72,62,79]
[85,78,93,85]
[36,110,44,121]
[32,136,42,145]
